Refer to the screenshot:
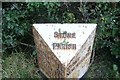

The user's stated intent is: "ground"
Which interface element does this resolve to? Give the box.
[83,52,112,79]
[2,53,41,78]
[2,51,114,79]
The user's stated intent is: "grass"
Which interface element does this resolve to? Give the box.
[83,48,120,79]
[2,50,119,79]
[2,52,41,78]
[83,53,112,78]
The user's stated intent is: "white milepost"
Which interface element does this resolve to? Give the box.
[33,23,97,78]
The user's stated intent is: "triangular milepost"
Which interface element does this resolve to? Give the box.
[33,24,97,78]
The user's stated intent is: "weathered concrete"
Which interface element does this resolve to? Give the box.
[33,24,97,78]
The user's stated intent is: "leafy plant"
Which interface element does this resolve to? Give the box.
[2,52,41,78]
[2,2,120,78]
[84,2,120,78]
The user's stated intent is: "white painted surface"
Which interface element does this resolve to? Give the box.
[33,24,97,67]
[67,51,92,78]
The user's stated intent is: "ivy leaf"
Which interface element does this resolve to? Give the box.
[19,29,24,36]
[113,64,118,71]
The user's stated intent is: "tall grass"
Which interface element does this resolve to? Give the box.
[2,52,41,78]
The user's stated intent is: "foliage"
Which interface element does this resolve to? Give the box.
[2,52,41,78]
[2,3,31,53]
[2,2,120,78]
[84,50,112,78]
[2,2,61,53]
[82,2,120,78]
[91,3,120,59]
[112,64,120,78]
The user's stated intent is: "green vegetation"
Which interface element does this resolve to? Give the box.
[84,48,119,79]
[2,2,120,79]
[2,53,41,78]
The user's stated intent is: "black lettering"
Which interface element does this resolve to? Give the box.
[54,32,58,38]
[72,33,76,38]
[54,30,76,38]
[53,43,59,49]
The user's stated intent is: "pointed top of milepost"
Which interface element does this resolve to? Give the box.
[33,23,97,66]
